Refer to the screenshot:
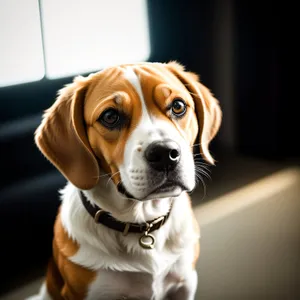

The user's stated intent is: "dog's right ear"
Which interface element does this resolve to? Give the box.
[35,77,99,190]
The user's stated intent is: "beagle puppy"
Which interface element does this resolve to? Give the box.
[29,62,221,300]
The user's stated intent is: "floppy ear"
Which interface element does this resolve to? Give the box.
[34,77,100,190]
[167,61,222,165]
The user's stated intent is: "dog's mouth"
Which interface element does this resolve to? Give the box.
[152,181,182,193]
[117,180,186,201]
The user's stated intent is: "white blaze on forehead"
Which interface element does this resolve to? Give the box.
[119,67,196,199]
[123,67,152,125]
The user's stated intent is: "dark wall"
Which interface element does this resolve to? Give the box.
[234,1,295,160]
[148,0,215,83]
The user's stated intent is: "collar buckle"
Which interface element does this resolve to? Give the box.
[151,216,165,228]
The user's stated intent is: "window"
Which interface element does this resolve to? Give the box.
[0,0,150,87]
[0,0,44,87]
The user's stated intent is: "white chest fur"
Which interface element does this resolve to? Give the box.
[87,269,167,300]
[59,182,199,299]
[85,249,197,300]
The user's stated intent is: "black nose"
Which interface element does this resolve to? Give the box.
[145,140,181,171]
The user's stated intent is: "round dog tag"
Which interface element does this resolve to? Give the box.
[139,232,155,249]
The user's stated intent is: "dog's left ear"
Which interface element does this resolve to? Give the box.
[166,61,222,165]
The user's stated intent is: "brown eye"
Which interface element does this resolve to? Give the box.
[171,98,187,117]
[99,108,120,128]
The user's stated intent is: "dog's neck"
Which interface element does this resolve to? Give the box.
[58,174,174,229]
[81,175,173,224]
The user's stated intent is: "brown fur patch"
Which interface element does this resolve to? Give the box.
[46,211,96,300]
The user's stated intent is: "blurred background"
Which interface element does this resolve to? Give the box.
[0,0,299,299]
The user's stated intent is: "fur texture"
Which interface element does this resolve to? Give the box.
[28,62,222,300]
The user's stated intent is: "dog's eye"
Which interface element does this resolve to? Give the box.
[171,98,187,117]
[98,108,120,128]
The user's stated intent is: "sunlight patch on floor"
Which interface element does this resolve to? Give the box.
[194,167,300,227]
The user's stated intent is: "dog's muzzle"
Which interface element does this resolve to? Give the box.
[117,140,188,200]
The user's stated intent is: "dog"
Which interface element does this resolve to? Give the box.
[29,61,221,300]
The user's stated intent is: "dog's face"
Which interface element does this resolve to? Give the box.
[35,62,221,200]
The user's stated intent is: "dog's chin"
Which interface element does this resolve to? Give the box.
[117,182,188,201]
[143,186,183,200]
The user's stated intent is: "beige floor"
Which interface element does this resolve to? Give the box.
[195,167,300,299]
[2,163,300,300]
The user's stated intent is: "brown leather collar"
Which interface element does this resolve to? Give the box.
[79,191,172,237]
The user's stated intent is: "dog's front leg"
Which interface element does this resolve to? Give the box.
[167,268,198,300]
[166,239,199,300]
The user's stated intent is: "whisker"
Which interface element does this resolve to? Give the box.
[194,160,211,168]
[195,161,211,173]
[193,158,213,167]
[198,176,207,201]
[194,158,210,164]
[195,163,211,172]
[196,168,211,181]
[93,172,112,179]
[198,166,211,177]
[195,170,210,181]
[194,162,211,172]
[106,171,120,187]
[194,172,207,202]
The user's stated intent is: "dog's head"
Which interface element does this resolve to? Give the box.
[35,62,221,200]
